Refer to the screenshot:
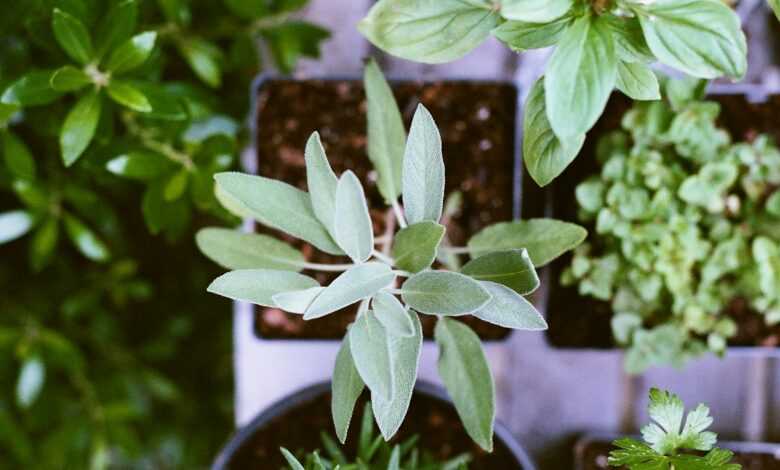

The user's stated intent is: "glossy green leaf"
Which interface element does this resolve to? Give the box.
[349,311,394,401]
[332,337,365,444]
[49,66,91,92]
[0,103,18,126]
[492,17,570,51]
[105,151,175,180]
[95,0,138,58]
[271,287,324,314]
[1,70,62,106]
[392,221,445,273]
[130,82,188,121]
[359,0,499,64]
[263,21,330,74]
[435,318,495,452]
[364,58,405,203]
[616,61,661,101]
[522,78,585,186]
[106,80,152,112]
[225,0,268,19]
[461,249,539,295]
[403,105,444,225]
[304,263,396,319]
[60,90,102,166]
[29,218,59,271]
[473,281,547,330]
[334,171,373,263]
[304,131,338,235]
[401,271,491,315]
[468,219,587,267]
[16,357,45,409]
[163,169,188,201]
[545,14,616,139]
[2,131,36,180]
[178,38,222,87]
[104,31,157,74]
[52,8,93,64]
[196,227,304,271]
[501,0,572,23]
[214,172,343,255]
[0,210,34,244]
[372,291,415,337]
[63,214,109,262]
[207,269,319,307]
[635,0,746,79]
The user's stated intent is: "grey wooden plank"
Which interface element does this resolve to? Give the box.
[770,358,780,440]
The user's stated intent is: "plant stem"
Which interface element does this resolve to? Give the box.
[385,288,403,295]
[440,246,471,254]
[391,200,407,229]
[299,261,354,272]
[372,250,395,266]
[121,113,195,170]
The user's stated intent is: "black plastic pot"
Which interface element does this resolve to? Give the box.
[212,380,536,470]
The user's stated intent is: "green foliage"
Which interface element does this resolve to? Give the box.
[359,0,748,187]
[562,77,780,373]
[198,62,586,451]
[608,388,740,469]
[282,403,471,470]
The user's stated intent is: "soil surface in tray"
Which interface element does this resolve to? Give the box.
[525,93,780,350]
[577,439,780,470]
[226,390,523,469]
[253,79,518,340]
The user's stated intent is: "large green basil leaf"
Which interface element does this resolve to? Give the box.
[492,16,571,51]
[616,61,661,101]
[500,0,572,23]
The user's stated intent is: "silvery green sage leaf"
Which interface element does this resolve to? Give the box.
[372,291,415,337]
[474,281,547,330]
[271,287,324,314]
[60,90,102,167]
[50,66,91,92]
[545,14,617,139]
[401,271,491,315]
[214,172,343,255]
[523,78,585,187]
[461,249,539,295]
[304,263,396,319]
[403,105,444,225]
[305,131,338,235]
[364,59,405,204]
[391,221,445,273]
[500,0,572,23]
[334,170,373,263]
[52,8,93,65]
[0,210,34,244]
[372,309,422,440]
[435,317,495,452]
[358,0,499,64]
[616,61,661,101]
[332,336,365,443]
[634,0,747,80]
[468,218,587,267]
[492,17,571,51]
[349,311,395,401]
[207,269,319,307]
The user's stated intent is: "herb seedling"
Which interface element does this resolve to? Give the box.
[280,402,471,470]
[609,388,740,469]
[197,60,586,451]
[562,77,780,373]
[359,0,747,187]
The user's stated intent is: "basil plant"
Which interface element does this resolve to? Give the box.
[197,61,586,451]
[562,78,780,373]
[359,0,748,187]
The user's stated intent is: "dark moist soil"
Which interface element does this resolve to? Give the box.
[253,78,518,340]
[524,92,780,349]
[576,439,780,470]
[226,389,523,469]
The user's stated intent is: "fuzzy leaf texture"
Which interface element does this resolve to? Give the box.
[402,104,445,225]
[401,271,491,315]
[304,263,395,319]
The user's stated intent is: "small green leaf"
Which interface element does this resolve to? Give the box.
[372,291,415,337]
[771,0,780,21]
[131,82,188,121]
[52,8,93,64]
[473,281,547,330]
[50,66,91,92]
[334,171,374,263]
[523,78,585,186]
[468,219,587,267]
[225,0,268,19]
[461,249,539,295]
[304,263,396,320]
[1,70,63,107]
[178,38,222,87]
[403,105,445,225]
[163,168,188,201]
[62,214,110,262]
[106,80,152,112]
[60,90,102,166]
[349,311,395,401]
[16,357,45,409]
[500,0,572,23]
[364,58,405,203]
[280,448,305,470]
[392,221,445,273]
[359,0,499,64]
[0,210,34,244]
[104,31,157,74]
[2,131,36,180]
[401,271,491,315]
[0,103,18,126]
[332,337,365,444]
[196,227,305,271]
[606,16,654,63]
[271,287,324,314]
[95,0,138,58]
[214,172,343,255]
[304,131,338,234]
[616,61,661,101]
[29,218,59,271]
[545,14,617,139]
[207,269,319,307]
[492,17,570,51]
[435,318,495,452]
[105,151,174,180]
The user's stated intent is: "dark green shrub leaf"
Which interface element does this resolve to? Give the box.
[95,0,138,58]
[1,70,62,106]
[16,357,45,409]
[403,104,444,225]
[304,263,396,320]
[392,221,445,273]
[461,249,539,295]
[2,131,36,180]
[401,271,491,315]
[104,31,157,74]
[163,168,189,201]
[105,151,175,180]
[129,82,188,121]
[224,0,268,19]
[52,8,93,65]
[62,213,109,262]
[29,218,59,271]
[263,22,330,74]
[349,311,395,401]
[0,210,34,244]
[177,38,222,88]
[474,281,546,330]
[49,66,91,92]
[332,337,364,444]
[60,90,102,166]
[207,269,319,307]
[334,171,374,263]
[616,61,660,101]
[500,0,572,23]
[195,227,304,270]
